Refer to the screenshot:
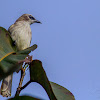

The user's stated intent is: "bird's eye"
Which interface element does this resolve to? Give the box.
[29,15,35,20]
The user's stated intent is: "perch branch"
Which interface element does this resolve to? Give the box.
[15,68,26,96]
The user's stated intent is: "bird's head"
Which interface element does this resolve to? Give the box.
[15,14,41,25]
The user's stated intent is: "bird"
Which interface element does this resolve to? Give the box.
[0,14,41,97]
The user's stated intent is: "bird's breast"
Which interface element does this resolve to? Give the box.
[9,22,32,50]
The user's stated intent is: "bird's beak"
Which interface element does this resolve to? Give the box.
[35,20,42,24]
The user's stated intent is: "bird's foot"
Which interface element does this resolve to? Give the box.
[18,55,32,64]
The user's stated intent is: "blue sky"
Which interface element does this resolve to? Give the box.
[0,0,100,100]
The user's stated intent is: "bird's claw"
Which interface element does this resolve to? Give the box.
[18,55,32,64]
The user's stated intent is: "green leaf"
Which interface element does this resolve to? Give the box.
[0,27,37,80]
[50,82,75,100]
[18,44,37,54]
[0,27,15,60]
[30,60,57,100]
[8,95,40,100]
[30,60,75,100]
[0,44,37,80]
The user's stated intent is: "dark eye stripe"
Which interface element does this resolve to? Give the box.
[29,15,35,20]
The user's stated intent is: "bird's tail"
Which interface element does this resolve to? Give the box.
[0,75,12,97]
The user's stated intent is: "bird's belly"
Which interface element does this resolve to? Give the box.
[16,32,31,50]
[10,22,32,51]
[17,39,30,50]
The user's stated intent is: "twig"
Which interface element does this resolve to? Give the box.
[20,80,31,90]
[15,78,31,97]
[15,68,26,96]
[15,56,32,97]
